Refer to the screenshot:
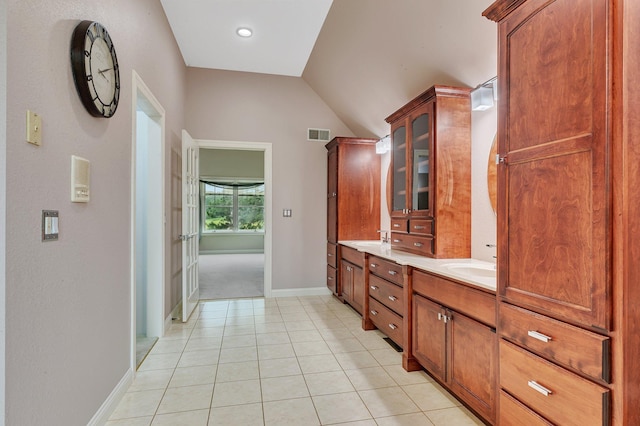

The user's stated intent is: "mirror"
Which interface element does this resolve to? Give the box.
[487,135,497,214]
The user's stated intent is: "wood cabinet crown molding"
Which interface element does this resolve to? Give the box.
[482,0,528,22]
[385,85,471,124]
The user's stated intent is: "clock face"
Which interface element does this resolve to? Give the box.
[71,21,120,118]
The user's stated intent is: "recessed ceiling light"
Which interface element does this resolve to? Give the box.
[236,27,253,38]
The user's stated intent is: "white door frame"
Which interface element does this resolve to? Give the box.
[130,70,166,371]
[197,139,273,297]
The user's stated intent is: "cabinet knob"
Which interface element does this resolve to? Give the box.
[388,270,397,276]
[393,239,401,243]
[370,310,378,316]
[388,295,397,302]
[328,277,333,281]
[393,223,401,228]
[328,253,333,257]
[370,263,378,268]
[414,242,423,247]
[370,285,379,291]
[388,323,398,330]
[527,380,553,397]
[527,330,552,343]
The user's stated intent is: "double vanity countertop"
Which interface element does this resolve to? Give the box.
[339,240,496,292]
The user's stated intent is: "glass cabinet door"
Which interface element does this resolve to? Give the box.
[392,125,407,212]
[411,111,431,213]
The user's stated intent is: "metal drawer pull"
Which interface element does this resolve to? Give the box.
[388,323,398,330]
[328,253,333,257]
[528,380,552,396]
[388,270,397,276]
[413,225,425,230]
[388,295,398,302]
[528,330,552,343]
[393,239,401,243]
[414,242,423,247]
[393,223,401,228]
[438,312,443,321]
[370,263,378,268]
[370,285,379,291]
[370,310,378,316]
[328,277,333,281]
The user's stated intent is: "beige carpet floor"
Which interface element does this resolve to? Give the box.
[198,253,264,299]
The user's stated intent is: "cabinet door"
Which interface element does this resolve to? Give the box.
[498,0,610,330]
[351,264,364,314]
[327,147,338,243]
[409,105,432,216]
[412,294,446,381]
[449,311,496,421]
[391,123,408,214]
[340,260,353,303]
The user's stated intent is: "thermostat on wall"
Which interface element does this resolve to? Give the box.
[71,155,90,202]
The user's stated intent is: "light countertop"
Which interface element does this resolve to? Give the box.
[339,240,497,292]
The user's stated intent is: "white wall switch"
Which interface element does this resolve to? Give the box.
[71,155,90,203]
[26,110,42,146]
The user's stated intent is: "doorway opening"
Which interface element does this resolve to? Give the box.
[197,140,273,298]
[131,71,166,370]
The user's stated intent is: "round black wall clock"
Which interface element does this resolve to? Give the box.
[70,20,120,118]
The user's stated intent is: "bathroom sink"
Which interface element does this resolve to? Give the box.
[442,262,496,278]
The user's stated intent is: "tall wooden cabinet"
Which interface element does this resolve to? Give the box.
[385,85,471,258]
[326,137,380,298]
[484,0,640,424]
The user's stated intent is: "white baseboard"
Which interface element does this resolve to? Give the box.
[87,368,134,425]
[269,286,332,298]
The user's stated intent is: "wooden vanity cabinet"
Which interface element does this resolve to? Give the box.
[364,255,406,348]
[410,269,497,423]
[483,0,640,423]
[325,137,380,298]
[340,246,366,315]
[385,86,471,258]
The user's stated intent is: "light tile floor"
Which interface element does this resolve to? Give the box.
[108,296,484,426]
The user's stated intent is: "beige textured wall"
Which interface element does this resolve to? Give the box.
[185,68,354,290]
[5,0,186,423]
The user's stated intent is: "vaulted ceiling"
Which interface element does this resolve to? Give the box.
[161,0,497,138]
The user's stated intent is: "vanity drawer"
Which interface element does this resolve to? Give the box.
[500,303,610,383]
[368,255,403,286]
[500,340,610,426]
[391,233,434,257]
[413,269,496,327]
[369,274,404,316]
[499,391,553,426]
[327,243,337,268]
[341,245,364,266]
[409,219,433,236]
[327,265,337,294]
[391,218,408,233]
[369,297,403,346]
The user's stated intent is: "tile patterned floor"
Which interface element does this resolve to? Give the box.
[107,296,484,425]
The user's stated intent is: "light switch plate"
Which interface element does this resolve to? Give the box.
[42,210,59,241]
[26,110,42,146]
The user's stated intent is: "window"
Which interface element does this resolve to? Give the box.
[202,182,264,232]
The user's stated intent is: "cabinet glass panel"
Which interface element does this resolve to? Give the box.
[412,113,430,211]
[393,126,407,212]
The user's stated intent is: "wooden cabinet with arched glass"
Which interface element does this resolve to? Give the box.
[385,85,471,258]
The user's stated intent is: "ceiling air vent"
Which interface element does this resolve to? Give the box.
[307,128,331,142]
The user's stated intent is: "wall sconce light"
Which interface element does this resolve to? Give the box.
[471,77,498,111]
[376,135,391,154]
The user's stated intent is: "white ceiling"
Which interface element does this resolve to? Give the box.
[160,0,334,77]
